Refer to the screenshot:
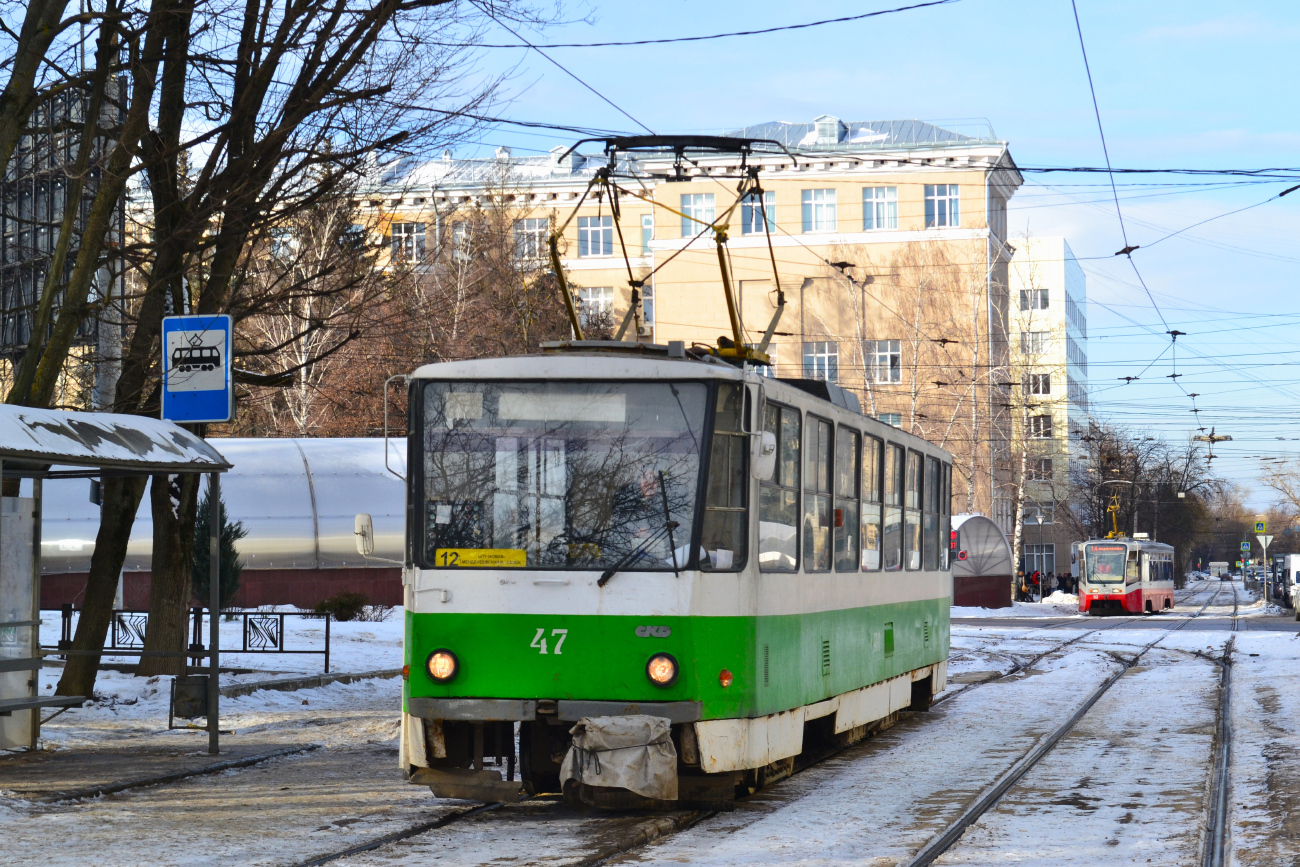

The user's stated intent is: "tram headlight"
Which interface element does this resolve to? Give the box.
[646,653,678,688]
[426,649,458,683]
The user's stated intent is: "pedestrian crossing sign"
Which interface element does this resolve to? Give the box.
[1254,521,1267,533]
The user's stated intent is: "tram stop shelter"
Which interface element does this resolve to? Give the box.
[0,404,229,752]
[951,514,1015,609]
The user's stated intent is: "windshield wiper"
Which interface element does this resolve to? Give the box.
[598,521,678,587]
[598,471,681,587]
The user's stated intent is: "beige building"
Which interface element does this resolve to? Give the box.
[366,116,1024,524]
[1007,236,1091,576]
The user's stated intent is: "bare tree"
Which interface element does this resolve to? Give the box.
[35,0,552,695]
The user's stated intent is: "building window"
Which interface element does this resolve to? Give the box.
[1020,288,1048,310]
[680,193,715,237]
[269,227,294,262]
[339,223,366,251]
[1026,502,1055,524]
[577,216,613,257]
[640,213,653,255]
[1067,375,1088,409]
[513,217,548,260]
[1028,414,1053,439]
[801,189,837,233]
[451,221,471,262]
[878,413,902,427]
[803,341,838,382]
[1022,331,1050,354]
[924,184,960,228]
[1023,543,1055,575]
[577,286,614,329]
[867,339,901,383]
[741,191,775,234]
[1066,334,1087,372]
[1026,373,1051,395]
[391,222,426,262]
[1065,290,1086,337]
[1028,458,1053,481]
[640,283,654,326]
[862,186,898,230]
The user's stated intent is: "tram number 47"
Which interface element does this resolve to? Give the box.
[530,628,568,655]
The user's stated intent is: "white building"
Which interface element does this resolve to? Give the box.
[1007,236,1089,575]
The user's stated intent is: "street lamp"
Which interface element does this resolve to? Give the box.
[1036,512,1045,602]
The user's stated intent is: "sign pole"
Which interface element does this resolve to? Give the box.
[208,471,220,755]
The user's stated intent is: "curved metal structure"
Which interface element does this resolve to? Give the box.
[950,514,1014,608]
[39,438,405,573]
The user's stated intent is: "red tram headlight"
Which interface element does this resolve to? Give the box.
[426,649,458,683]
[646,653,678,688]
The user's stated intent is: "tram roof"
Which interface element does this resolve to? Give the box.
[410,352,745,382]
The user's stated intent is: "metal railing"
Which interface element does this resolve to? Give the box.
[49,605,331,673]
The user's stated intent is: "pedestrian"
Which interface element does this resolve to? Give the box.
[1016,570,1028,602]
[1031,570,1041,601]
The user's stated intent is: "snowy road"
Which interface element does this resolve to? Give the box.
[5,581,1299,866]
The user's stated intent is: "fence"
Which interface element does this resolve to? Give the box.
[50,605,331,673]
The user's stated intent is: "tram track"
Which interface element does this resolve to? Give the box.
[902,580,1235,867]
[286,582,1239,867]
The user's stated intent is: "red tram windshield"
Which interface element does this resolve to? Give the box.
[1084,543,1127,584]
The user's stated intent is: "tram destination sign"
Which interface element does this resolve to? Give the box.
[161,314,233,423]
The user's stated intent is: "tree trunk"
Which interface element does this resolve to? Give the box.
[137,472,200,677]
[55,475,148,697]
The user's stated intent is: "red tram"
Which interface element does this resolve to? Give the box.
[1077,537,1176,615]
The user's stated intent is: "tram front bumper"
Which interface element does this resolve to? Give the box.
[406,696,703,723]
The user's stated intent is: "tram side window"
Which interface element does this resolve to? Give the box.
[883,444,905,570]
[759,403,801,572]
[835,427,860,572]
[862,435,883,571]
[923,456,940,570]
[1127,552,1140,582]
[701,384,749,571]
[804,416,833,572]
[905,450,923,570]
[940,463,952,570]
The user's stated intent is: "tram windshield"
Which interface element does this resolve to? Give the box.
[1084,543,1127,584]
[419,381,707,570]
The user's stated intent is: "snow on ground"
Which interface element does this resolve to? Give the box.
[952,597,1082,618]
[9,582,1300,866]
[28,606,405,748]
[1225,631,1300,867]
[613,638,1130,867]
[932,643,1220,866]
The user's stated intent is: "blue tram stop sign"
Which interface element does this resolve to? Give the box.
[161,314,233,423]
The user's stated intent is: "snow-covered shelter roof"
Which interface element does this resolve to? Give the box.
[0,404,230,474]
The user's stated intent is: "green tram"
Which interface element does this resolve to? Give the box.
[395,342,953,808]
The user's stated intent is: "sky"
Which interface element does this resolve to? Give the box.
[447,0,1300,507]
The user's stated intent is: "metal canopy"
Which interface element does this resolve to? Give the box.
[0,404,230,474]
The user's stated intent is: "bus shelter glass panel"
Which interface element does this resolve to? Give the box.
[420,381,707,570]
